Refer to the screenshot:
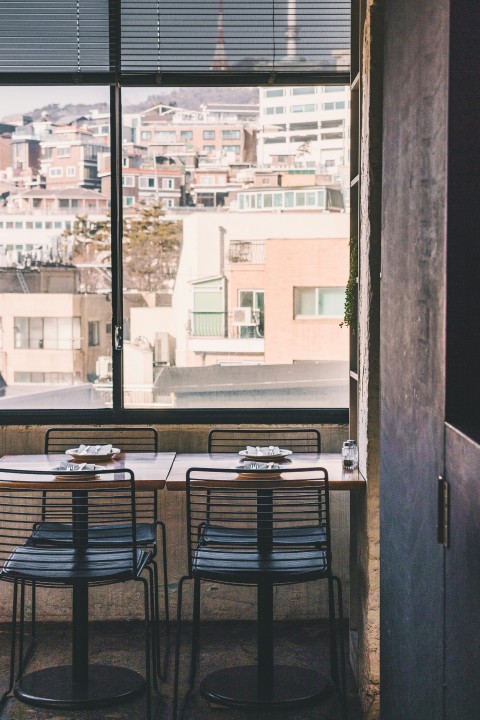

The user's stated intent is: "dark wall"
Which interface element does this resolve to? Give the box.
[380,0,449,717]
[446,0,480,436]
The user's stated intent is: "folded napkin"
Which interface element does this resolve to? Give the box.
[53,462,99,472]
[76,444,113,455]
[235,461,281,471]
[246,445,281,456]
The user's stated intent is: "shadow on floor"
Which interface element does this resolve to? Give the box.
[0,620,364,719]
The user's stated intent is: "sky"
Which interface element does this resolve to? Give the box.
[0,87,161,117]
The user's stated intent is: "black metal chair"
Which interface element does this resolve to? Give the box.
[205,427,325,547]
[38,427,169,683]
[208,426,321,454]
[173,466,347,720]
[0,467,155,719]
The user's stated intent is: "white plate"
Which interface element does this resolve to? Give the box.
[238,448,292,461]
[66,447,120,461]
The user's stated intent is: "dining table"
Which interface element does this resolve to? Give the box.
[166,450,364,709]
[0,451,175,710]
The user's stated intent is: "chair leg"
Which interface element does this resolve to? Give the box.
[152,559,169,682]
[172,575,189,720]
[189,577,201,690]
[146,565,161,695]
[333,575,348,720]
[0,581,18,710]
[158,520,170,624]
[327,574,340,686]
[139,575,152,720]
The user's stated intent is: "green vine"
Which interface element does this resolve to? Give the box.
[340,235,358,331]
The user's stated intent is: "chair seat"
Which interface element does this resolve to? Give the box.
[29,522,156,546]
[201,524,326,546]
[2,546,152,583]
[192,547,328,583]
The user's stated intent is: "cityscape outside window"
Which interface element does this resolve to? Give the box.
[0,82,350,411]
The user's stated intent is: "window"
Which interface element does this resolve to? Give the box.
[155,130,176,142]
[1,72,349,417]
[294,288,346,317]
[140,131,151,140]
[324,85,345,93]
[222,129,240,139]
[59,199,69,208]
[57,147,70,157]
[49,167,63,177]
[265,89,284,97]
[237,290,264,338]
[291,104,317,113]
[14,317,81,349]
[66,166,76,176]
[88,321,100,346]
[292,86,316,95]
[139,177,156,189]
[203,130,215,140]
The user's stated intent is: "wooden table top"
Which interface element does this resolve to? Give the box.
[0,452,175,490]
[166,453,365,491]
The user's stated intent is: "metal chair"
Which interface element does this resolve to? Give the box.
[173,466,347,720]
[0,467,155,719]
[43,427,168,609]
[39,427,169,682]
[205,427,325,547]
[208,426,321,454]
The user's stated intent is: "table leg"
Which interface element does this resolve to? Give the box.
[14,491,146,709]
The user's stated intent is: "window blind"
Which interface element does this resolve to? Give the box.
[0,0,350,85]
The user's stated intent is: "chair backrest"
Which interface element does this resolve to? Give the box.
[45,426,158,454]
[0,467,141,580]
[185,466,331,579]
[207,427,321,454]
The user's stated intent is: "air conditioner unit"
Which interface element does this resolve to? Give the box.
[232,307,254,326]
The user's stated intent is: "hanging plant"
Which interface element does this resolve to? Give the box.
[341,235,358,330]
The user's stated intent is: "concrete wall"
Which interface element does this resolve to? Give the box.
[0,423,350,623]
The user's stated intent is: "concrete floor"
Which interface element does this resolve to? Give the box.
[0,620,364,720]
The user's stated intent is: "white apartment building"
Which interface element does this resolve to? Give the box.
[257,85,350,173]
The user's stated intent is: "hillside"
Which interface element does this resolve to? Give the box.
[27,87,259,121]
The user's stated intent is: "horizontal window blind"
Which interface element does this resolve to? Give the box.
[0,0,112,76]
[0,0,350,84]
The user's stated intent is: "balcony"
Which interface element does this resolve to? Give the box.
[188,311,227,338]
[227,240,265,264]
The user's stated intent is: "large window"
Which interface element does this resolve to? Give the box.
[0,0,350,419]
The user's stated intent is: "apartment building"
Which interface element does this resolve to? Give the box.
[0,266,112,386]
[125,103,258,166]
[173,209,349,369]
[40,125,108,191]
[0,188,109,265]
[257,85,350,172]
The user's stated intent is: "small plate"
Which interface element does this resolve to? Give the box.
[66,447,120,462]
[239,448,292,461]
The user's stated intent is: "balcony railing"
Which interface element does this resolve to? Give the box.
[227,240,265,264]
[189,312,227,337]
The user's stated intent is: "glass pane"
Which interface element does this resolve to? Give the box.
[121,85,350,409]
[0,86,112,408]
[318,288,346,316]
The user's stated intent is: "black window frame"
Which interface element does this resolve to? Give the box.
[0,0,350,426]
